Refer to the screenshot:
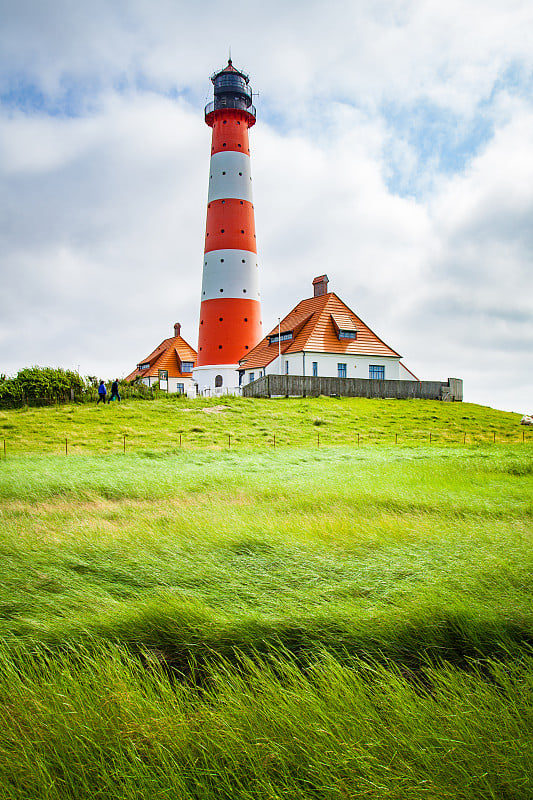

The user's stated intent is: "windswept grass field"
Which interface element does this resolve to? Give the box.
[0,397,531,798]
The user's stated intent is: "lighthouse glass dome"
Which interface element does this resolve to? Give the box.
[214,73,252,104]
[205,62,256,120]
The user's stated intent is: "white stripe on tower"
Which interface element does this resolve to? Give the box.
[208,152,253,202]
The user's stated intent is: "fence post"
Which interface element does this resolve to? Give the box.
[123,434,126,454]
[3,439,5,459]
[357,433,360,446]
[463,432,466,444]
[273,434,276,448]
[493,431,496,443]
[430,432,432,443]
[228,434,231,449]
[317,432,320,448]
[180,433,182,448]
[65,438,68,456]
[395,433,398,444]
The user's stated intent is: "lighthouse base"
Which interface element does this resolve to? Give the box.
[192,364,242,397]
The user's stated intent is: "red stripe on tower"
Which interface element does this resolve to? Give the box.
[193,60,262,394]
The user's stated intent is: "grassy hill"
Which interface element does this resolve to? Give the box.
[0,394,528,454]
[0,397,531,798]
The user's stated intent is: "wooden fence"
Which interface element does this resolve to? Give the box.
[243,375,463,401]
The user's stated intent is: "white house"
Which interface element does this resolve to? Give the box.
[239,275,418,385]
[126,323,197,394]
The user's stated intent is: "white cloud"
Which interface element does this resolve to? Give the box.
[0,92,209,377]
[0,0,532,411]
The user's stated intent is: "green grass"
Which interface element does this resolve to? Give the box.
[0,394,528,454]
[0,398,532,797]
[1,642,531,800]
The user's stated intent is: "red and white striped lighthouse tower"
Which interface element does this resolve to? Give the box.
[193,60,262,394]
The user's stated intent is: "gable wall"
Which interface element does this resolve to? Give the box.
[243,352,414,382]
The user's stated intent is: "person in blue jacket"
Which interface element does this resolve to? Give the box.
[97,380,107,404]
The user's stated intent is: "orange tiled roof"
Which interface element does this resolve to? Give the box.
[126,333,197,382]
[239,292,401,370]
[330,310,357,330]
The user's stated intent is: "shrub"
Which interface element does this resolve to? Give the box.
[0,367,85,407]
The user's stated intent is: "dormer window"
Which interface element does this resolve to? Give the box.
[138,363,150,371]
[181,361,194,373]
[269,331,293,345]
[338,329,357,339]
[331,313,357,341]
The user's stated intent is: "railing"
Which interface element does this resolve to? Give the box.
[205,100,256,119]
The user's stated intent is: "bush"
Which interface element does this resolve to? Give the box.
[0,376,23,405]
[0,367,86,408]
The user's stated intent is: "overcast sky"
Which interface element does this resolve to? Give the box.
[1,0,532,412]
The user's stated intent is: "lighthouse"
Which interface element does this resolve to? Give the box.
[193,60,262,394]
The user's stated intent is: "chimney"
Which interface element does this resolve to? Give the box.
[174,322,181,337]
[313,274,329,297]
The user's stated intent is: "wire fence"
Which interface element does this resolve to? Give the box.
[0,386,160,409]
[1,427,531,458]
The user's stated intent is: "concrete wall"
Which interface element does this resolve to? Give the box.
[192,364,241,396]
[243,374,463,401]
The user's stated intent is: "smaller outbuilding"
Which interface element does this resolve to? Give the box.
[126,323,197,394]
[239,275,418,385]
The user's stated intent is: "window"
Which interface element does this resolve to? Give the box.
[269,331,293,345]
[176,383,184,394]
[215,375,223,388]
[181,361,194,373]
[337,363,347,378]
[338,329,357,339]
[312,361,318,377]
[249,373,255,383]
[138,363,150,371]
[369,365,385,380]
[285,361,289,375]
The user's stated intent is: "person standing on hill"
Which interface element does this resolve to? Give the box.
[110,379,121,402]
[97,380,107,405]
